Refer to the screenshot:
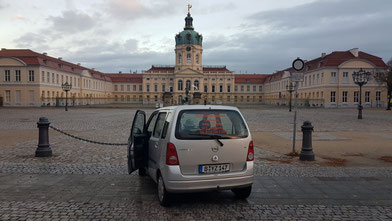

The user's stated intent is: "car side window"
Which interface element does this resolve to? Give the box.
[146,112,158,136]
[153,112,167,138]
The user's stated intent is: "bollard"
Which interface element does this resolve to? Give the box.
[35,117,52,157]
[299,121,315,161]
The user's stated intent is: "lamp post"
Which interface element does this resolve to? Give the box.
[352,68,371,119]
[61,82,72,111]
[286,82,295,112]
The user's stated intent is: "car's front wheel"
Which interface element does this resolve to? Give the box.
[157,174,171,206]
[231,186,252,199]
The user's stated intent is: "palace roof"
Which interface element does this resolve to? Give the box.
[106,74,143,83]
[0,49,111,81]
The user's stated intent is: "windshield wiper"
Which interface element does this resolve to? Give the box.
[189,133,224,146]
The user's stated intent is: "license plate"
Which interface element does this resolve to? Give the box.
[199,164,230,174]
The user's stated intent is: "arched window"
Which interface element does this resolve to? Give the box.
[196,55,199,64]
[178,80,183,91]
[194,80,199,90]
[179,54,182,64]
[186,80,191,91]
[187,54,191,64]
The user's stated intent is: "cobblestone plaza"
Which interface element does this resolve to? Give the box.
[1,106,392,220]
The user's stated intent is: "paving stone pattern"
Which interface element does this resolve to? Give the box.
[1,107,392,220]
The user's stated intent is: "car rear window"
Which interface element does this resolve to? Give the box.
[175,109,248,139]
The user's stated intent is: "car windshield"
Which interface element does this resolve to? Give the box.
[175,109,248,139]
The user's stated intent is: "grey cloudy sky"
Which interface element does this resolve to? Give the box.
[0,0,391,74]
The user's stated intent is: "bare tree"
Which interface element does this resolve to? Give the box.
[375,59,392,110]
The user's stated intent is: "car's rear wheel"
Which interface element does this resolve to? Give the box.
[232,186,252,199]
[157,174,171,206]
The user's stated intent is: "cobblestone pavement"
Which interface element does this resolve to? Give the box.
[1,107,392,220]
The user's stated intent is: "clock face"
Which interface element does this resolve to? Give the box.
[186,46,191,51]
[292,58,305,71]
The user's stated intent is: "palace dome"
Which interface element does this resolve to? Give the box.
[175,13,203,46]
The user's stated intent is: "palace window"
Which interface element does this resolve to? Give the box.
[219,85,223,93]
[204,85,207,92]
[29,70,35,82]
[196,55,199,64]
[133,85,136,91]
[52,73,55,84]
[114,85,118,91]
[330,91,336,103]
[365,91,370,102]
[15,70,21,82]
[178,80,183,91]
[376,91,381,101]
[253,85,256,91]
[162,84,166,92]
[342,72,349,83]
[179,54,182,64]
[194,80,199,90]
[187,54,191,64]
[41,71,45,82]
[56,74,59,84]
[186,80,191,91]
[212,85,215,93]
[330,72,337,83]
[235,85,238,92]
[121,85,124,91]
[321,73,324,84]
[227,85,231,93]
[241,85,244,92]
[247,85,250,92]
[47,72,50,83]
[227,96,231,102]
[139,85,142,91]
[154,84,158,92]
[127,85,130,91]
[259,85,262,92]
[146,84,150,92]
[354,91,359,103]
[5,90,11,102]
[342,91,348,103]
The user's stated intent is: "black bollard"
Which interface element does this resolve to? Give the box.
[35,117,52,157]
[300,121,315,161]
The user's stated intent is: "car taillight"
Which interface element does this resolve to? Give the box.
[166,142,179,165]
[247,140,254,161]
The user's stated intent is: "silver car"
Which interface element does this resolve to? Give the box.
[127,105,254,206]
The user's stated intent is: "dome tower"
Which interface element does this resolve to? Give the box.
[175,5,203,71]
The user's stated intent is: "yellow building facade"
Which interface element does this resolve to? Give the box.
[0,12,388,108]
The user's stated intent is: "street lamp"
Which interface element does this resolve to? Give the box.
[286,82,295,112]
[352,68,371,119]
[61,82,72,111]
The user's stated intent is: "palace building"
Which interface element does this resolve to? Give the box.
[0,9,389,108]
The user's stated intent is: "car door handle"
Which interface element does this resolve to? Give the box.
[154,144,158,148]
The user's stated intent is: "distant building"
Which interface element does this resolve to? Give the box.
[0,10,388,108]
[263,48,388,108]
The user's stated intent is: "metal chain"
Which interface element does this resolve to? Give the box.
[49,125,128,146]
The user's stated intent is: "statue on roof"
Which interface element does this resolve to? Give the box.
[188,4,192,14]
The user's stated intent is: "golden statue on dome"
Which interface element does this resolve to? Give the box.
[188,4,192,14]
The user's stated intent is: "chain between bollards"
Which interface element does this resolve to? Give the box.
[35,117,128,157]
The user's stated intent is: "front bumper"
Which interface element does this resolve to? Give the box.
[162,162,253,193]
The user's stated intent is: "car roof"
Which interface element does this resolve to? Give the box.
[156,105,240,112]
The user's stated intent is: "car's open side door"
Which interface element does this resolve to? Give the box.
[127,110,146,174]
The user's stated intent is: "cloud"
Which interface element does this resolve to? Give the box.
[14,32,49,49]
[106,0,184,20]
[202,0,392,73]
[46,10,99,33]
[12,13,27,20]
